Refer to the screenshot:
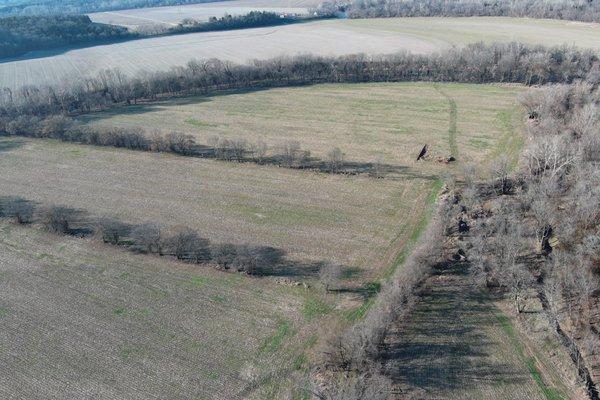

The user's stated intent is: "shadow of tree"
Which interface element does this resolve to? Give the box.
[0,137,25,153]
[382,262,529,396]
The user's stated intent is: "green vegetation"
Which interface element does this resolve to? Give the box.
[301,297,332,321]
[498,314,566,400]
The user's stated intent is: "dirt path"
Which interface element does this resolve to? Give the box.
[382,262,570,400]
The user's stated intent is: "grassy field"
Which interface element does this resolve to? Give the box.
[1,83,521,275]
[2,17,599,89]
[89,0,311,29]
[0,137,433,278]
[83,82,524,167]
[0,79,576,397]
[0,222,319,399]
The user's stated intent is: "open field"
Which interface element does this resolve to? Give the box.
[89,0,312,29]
[0,83,522,276]
[0,137,433,276]
[0,222,316,399]
[83,82,524,167]
[2,17,600,89]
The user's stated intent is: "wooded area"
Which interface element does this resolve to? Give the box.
[343,0,600,22]
[0,15,134,58]
[1,42,597,118]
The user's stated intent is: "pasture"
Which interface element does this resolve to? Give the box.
[0,83,521,278]
[1,17,599,89]
[0,222,316,399]
[83,82,524,167]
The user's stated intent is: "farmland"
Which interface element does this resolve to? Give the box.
[89,0,312,29]
[1,17,600,89]
[1,83,522,275]
[83,82,524,167]
[0,222,316,399]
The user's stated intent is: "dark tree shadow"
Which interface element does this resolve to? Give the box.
[0,137,25,153]
[382,262,529,395]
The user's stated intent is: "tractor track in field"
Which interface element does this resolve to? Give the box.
[433,84,459,161]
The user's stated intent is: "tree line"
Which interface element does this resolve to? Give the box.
[0,15,135,59]
[0,195,321,277]
[1,115,404,176]
[459,81,600,396]
[338,0,600,23]
[170,11,304,35]
[2,42,598,119]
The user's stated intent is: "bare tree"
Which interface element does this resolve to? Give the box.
[131,223,165,255]
[2,196,34,224]
[166,226,210,262]
[277,140,301,167]
[250,139,268,163]
[326,147,344,173]
[95,217,130,245]
[40,206,81,234]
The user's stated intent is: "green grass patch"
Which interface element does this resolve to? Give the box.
[497,314,565,400]
[469,138,491,149]
[211,295,226,303]
[184,118,220,128]
[183,276,207,289]
[292,354,308,371]
[344,298,374,322]
[302,296,332,321]
[113,306,127,316]
[119,345,144,361]
[34,252,50,260]
[202,370,220,380]
[260,321,291,354]
[0,307,7,317]
[381,178,443,280]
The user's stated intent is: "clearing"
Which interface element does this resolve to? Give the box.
[1,17,599,89]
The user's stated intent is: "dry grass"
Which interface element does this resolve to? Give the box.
[0,83,522,278]
[83,82,524,167]
[0,137,432,277]
[0,222,318,399]
[2,17,600,89]
[89,0,312,29]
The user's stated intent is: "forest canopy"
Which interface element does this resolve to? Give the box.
[0,15,134,58]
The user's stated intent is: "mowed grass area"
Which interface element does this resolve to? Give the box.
[0,222,316,399]
[2,17,600,89]
[84,82,524,167]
